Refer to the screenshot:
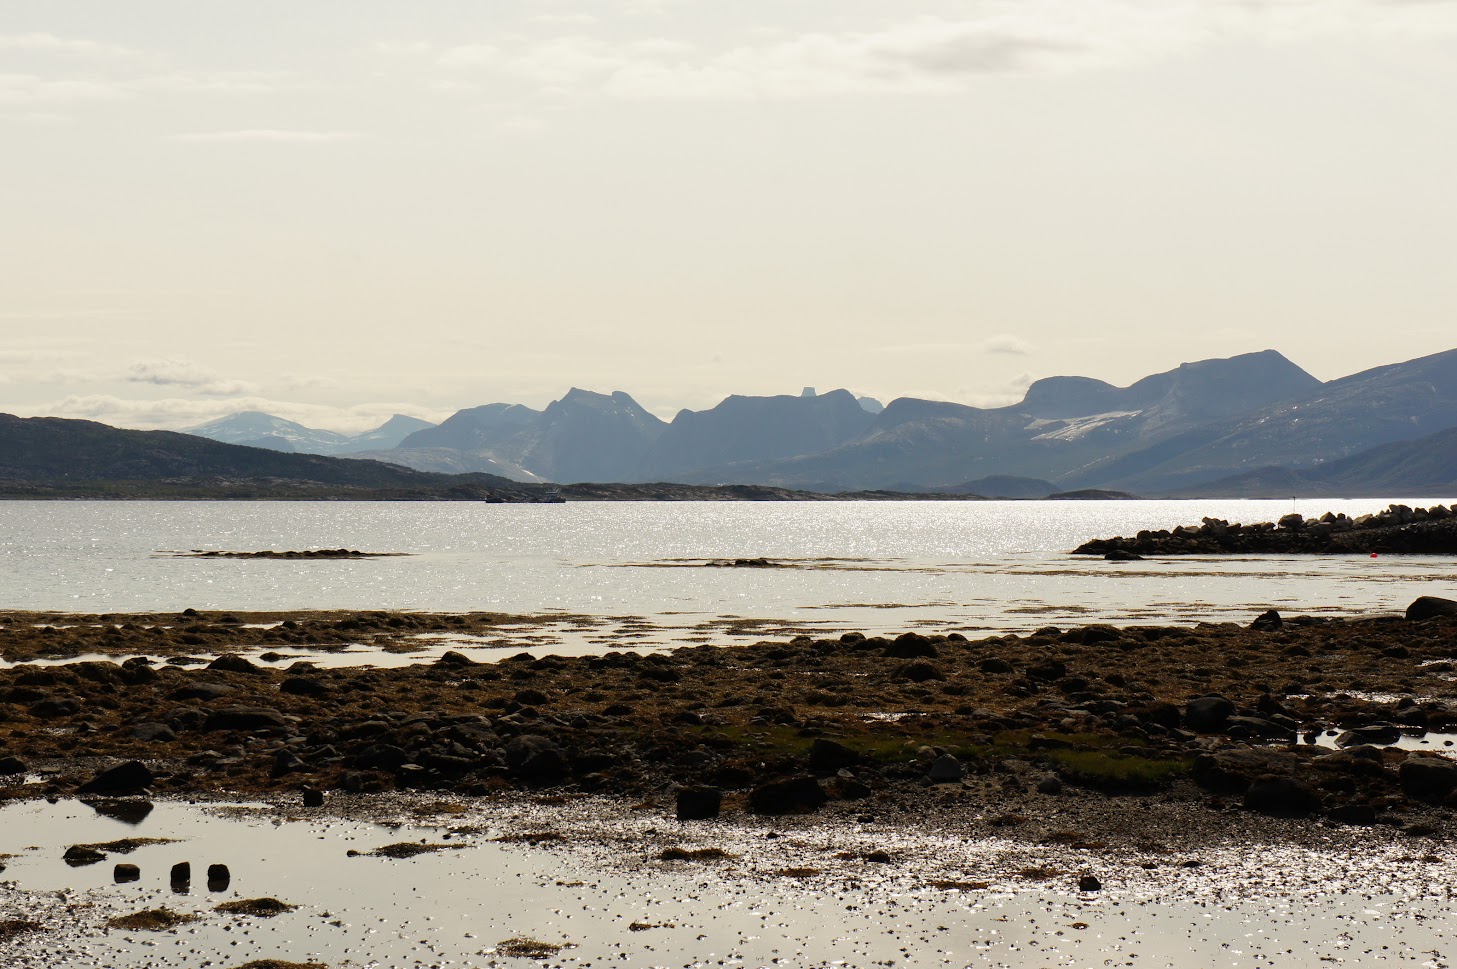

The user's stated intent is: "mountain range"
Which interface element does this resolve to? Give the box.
[176,346,1457,496]
[185,411,436,455]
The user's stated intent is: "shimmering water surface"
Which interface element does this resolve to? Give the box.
[2,500,1453,644]
[2,797,1452,969]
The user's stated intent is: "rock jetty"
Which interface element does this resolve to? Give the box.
[1073,504,1457,556]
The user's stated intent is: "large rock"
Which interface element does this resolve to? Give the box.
[1244,775,1321,817]
[807,738,860,772]
[203,706,292,731]
[1407,596,1457,622]
[1399,755,1457,800]
[1184,696,1235,733]
[675,786,723,821]
[76,760,154,796]
[928,754,965,782]
[1335,724,1403,748]
[504,734,568,782]
[748,776,827,815]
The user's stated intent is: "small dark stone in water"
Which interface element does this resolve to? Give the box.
[302,787,325,807]
[170,861,191,892]
[63,845,106,867]
[114,863,141,883]
[207,863,231,891]
[1079,874,1102,891]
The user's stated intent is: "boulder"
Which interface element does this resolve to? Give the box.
[808,738,860,772]
[748,776,828,815]
[675,786,723,821]
[1407,596,1457,622]
[113,863,141,883]
[1078,874,1102,892]
[1335,724,1403,748]
[1249,610,1283,632]
[883,633,938,659]
[76,760,154,796]
[63,845,106,867]
[1184,696,1234,733]
[0,755,27,774]
[129,722,178,742]
[1244,775,1321,817]
[504,734,568,782]
[208,654,262,675]
[207,864,231,891]
[928,754,965,783]
[1399,756,1457,801]
[203,706,291,731]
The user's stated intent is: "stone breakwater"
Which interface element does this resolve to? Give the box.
[3,605,1457,841]
[1073,503,1457,556]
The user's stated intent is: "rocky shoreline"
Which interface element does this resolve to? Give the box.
[1073,502,1457,556]
[4,603,1457,846]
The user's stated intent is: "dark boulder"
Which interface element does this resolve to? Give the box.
[1078,874,1102,892]
[63,845,107,867]
[1399,756,1457,801]
[675,786,723,821]
[1407,596,1457,622]
[883,633,938,659]
[1184,696,1235,733]
[203,706,292,731]
[29,698,81,719]
[129,722,177,742]
[77,760,153,796]
[748,776,828,815]
[0,755,27,774]
[808,738,860,772]
[280,676,329,697]
[1103,550,1142,561]
[168,681,234,702]
[208,654,262,675]
[979,657,1014,675]
[1244,775,1322,817]
[1250,610,1283,631]
[928,754,965,782]
[1335,724,1403,748]
[895,661,945,683]
[504,734,568,782]
[113,863,141,883]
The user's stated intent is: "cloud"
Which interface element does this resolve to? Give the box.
[436,2,1457,100]
[0,32,138,59]
[0,73,127,105]
[124,359,260,396]
[167,129,362,143]
[981,334,1033,356]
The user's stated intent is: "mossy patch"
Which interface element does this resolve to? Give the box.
[496,937,566,958]
[215,898,297,917]
[107,908,200,931]
[658,846,735,861]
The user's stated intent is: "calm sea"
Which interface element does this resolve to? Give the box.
[2,499,1453,643]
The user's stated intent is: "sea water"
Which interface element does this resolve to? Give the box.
[0,499,1452,642]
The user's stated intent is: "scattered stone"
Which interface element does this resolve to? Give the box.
[1078,874,1102,892]
[1244,776,1321,818]
[207,863,231,891]
[1399,756,1457,801]
[113,863,141,883]
[1184,696,1234,733]
[170,861,191,891]
[808,738,860,772]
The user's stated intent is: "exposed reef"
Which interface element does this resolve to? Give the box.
[3,604,1457,842]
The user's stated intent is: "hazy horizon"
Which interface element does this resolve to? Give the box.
[4,1,1456,433]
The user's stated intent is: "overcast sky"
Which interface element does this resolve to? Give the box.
[3,0,1456,431]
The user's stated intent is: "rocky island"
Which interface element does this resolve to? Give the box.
[1073,503,1457,556]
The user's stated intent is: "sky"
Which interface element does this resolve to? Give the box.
[3,0,1456,432]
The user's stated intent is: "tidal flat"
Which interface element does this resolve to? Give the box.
[2,605,1457,966]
